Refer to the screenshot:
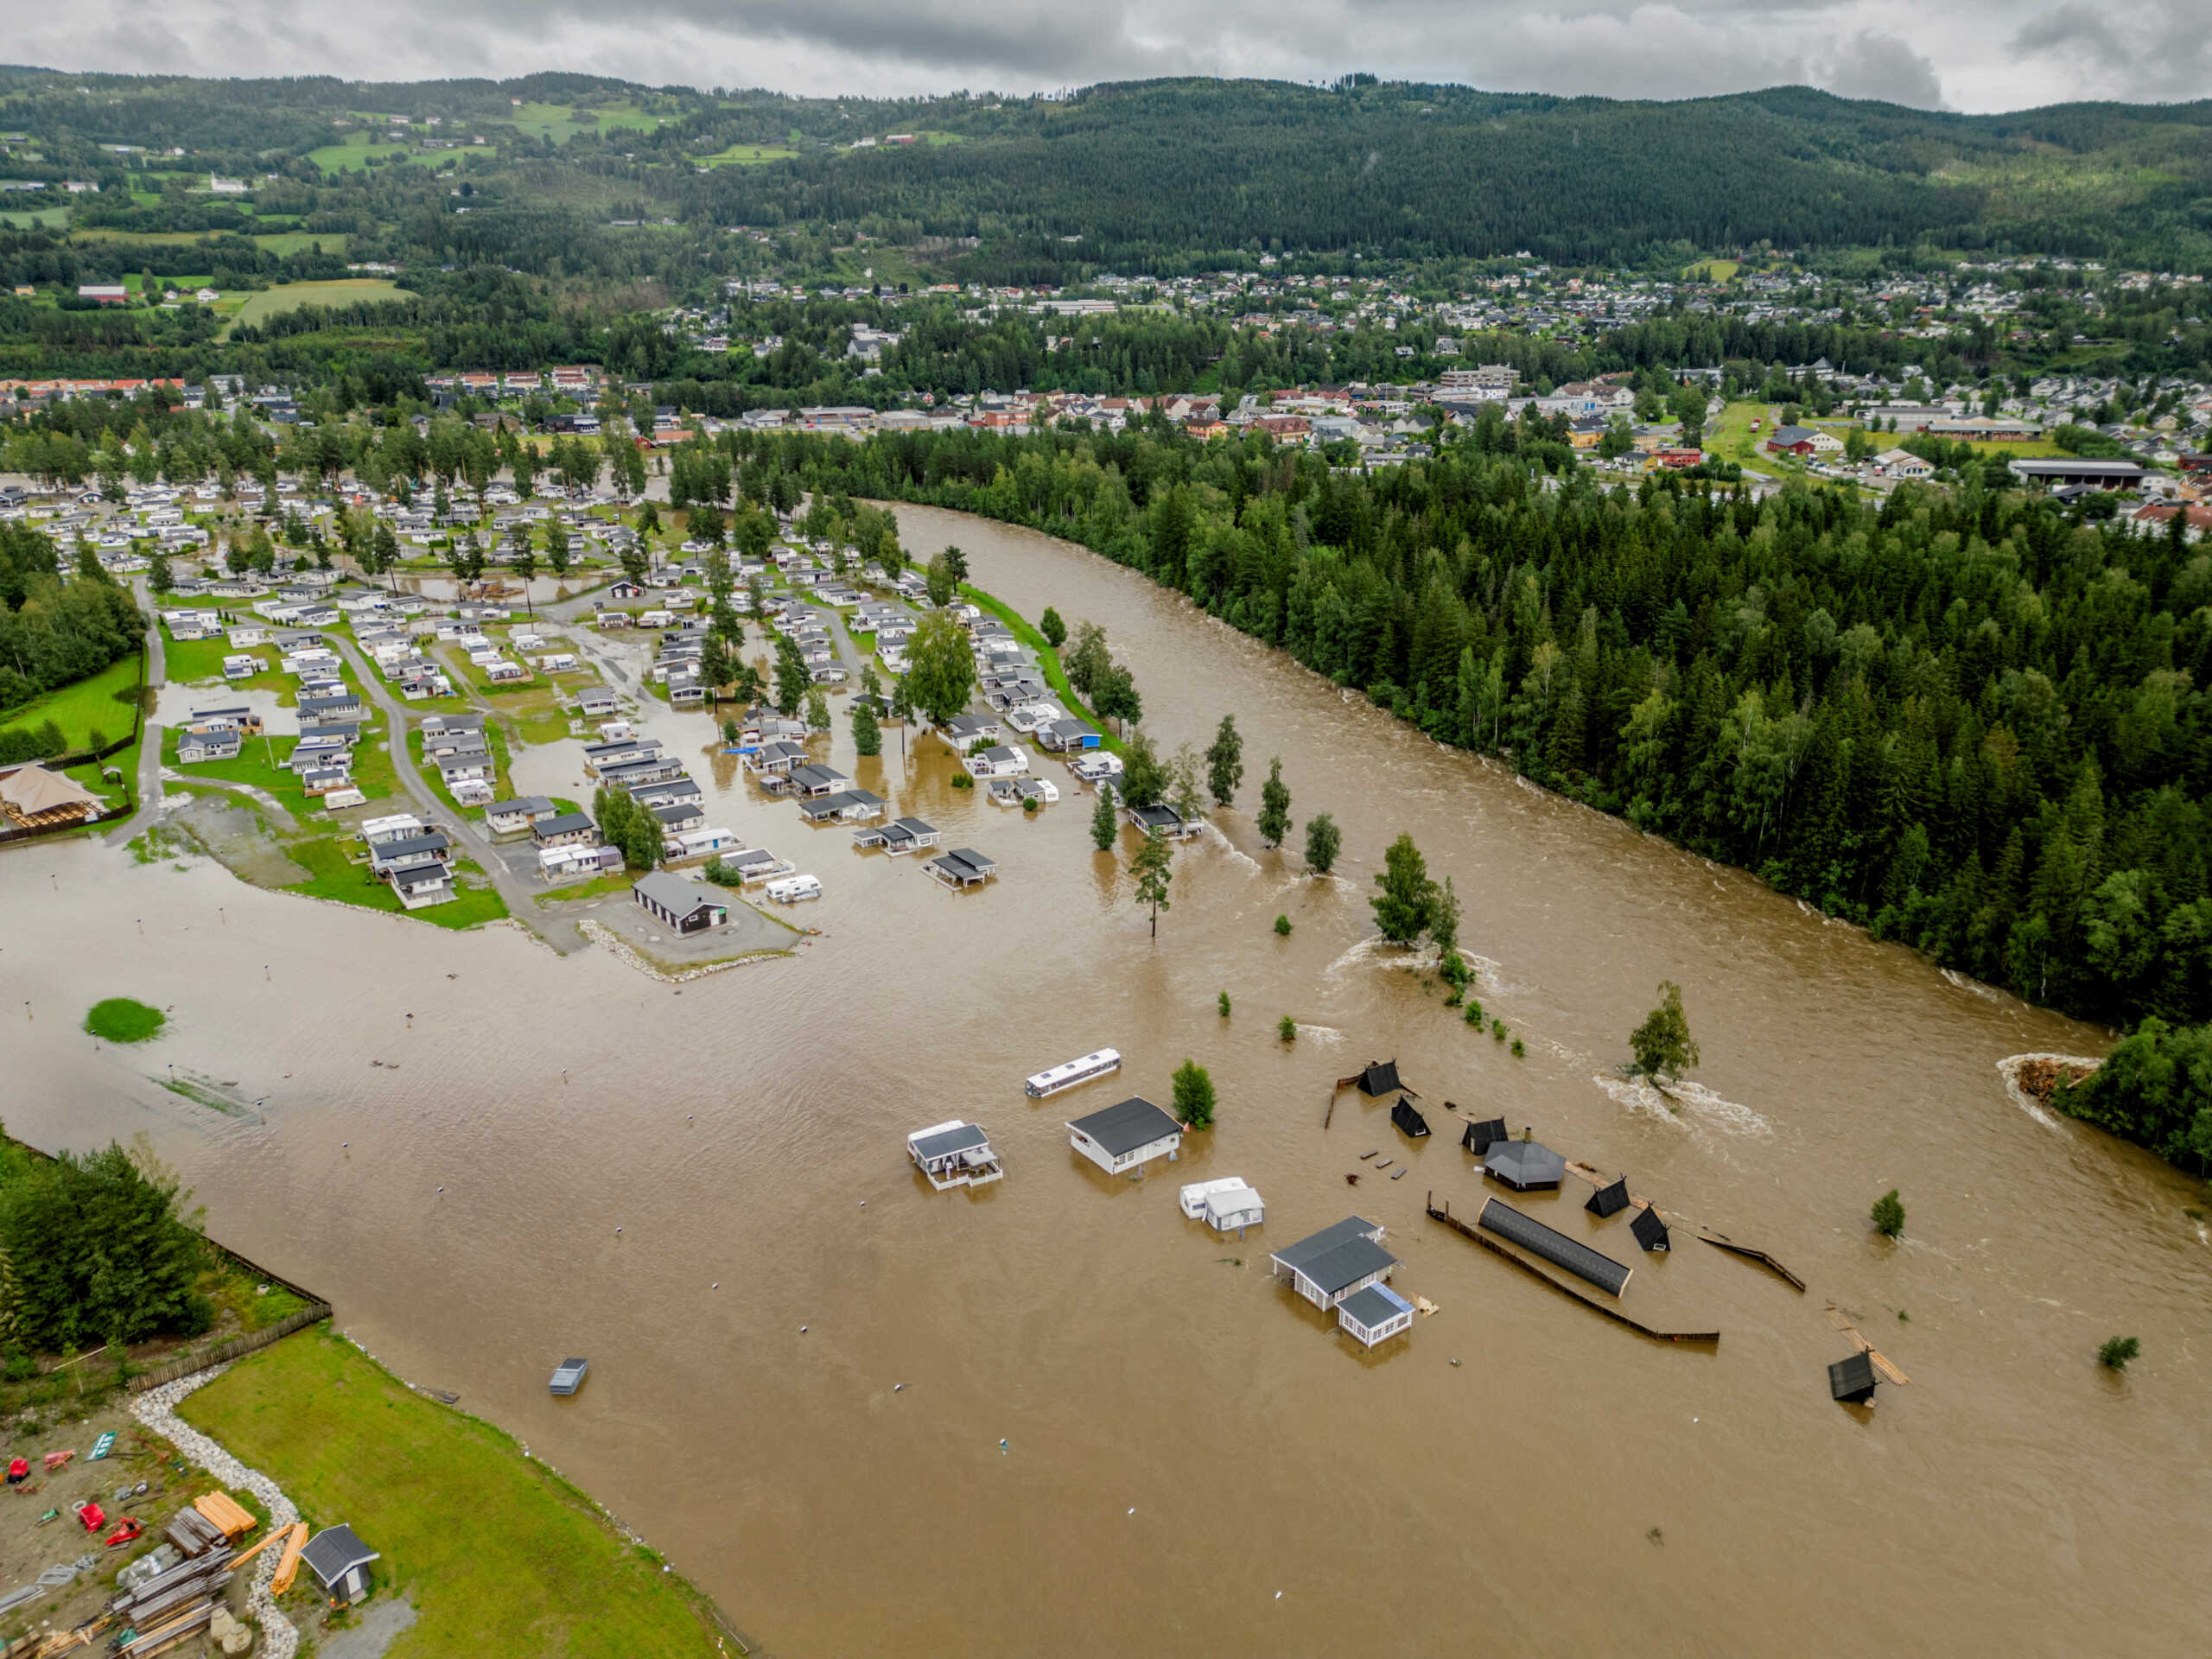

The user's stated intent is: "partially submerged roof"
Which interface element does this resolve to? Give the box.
[911,1122,990,1162]
[1357,1060,1404,1097]
[1484,1140,1567,1191]
[1586,1178,1630,1218]
[1828,1351,1878,1403]
[299,1523,380,1588]
[1066,1096,1182,1157]
[1462,1117,1507,1155]
[1287,1236,1399,1298]
[1390,1098,1430,1138]
[1477,1198,1631,1297]
[1630,1205,1671,1253]
[1338,1282,1414,1329]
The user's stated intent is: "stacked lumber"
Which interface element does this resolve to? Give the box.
[105,1538,232,1652]
[115,1599,215,1657]
[192,1491,257,1543]
[162,1506,228,1559]
[270,1522,308,1595]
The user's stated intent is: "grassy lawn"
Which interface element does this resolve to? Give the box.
[306,136,429,173]
[0,655,143,750]
[0,206,68,230]
[180,1326,724,1659]
[1704,403,1801,474]
[282,837,509,929]
[232,280,413,329]
[251,231,349,257]
[535,870,634,905]
[164,728,302,798]
[162,632,274,690]
[67,737,137,809]
[505,101,676,144]
[958,583,1125,756]
[1683,258,1740,283]
[694,143,798,167]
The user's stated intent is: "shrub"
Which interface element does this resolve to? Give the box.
[2097,1336,2140,1371]
[1278,1015,1297,1042]
[1463,1000,1484,1026]
[950,772,974,790]
[1491,1019,1506,1042]
[1217,990,1231,1018]
[1273,913,1292,937]
[1871,1189,1905,1238]
[1510,1037,1525,1058]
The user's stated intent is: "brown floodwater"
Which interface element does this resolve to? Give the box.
[5,505,2209,1655]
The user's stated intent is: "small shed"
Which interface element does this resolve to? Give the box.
[1461,1117,1507,1155]
[1336,1283,1416,1349]
[1484,1140,1567,1192]
[1586,1178,1631,1218]
[298,1523,380,1605]
[1630,1206,1671,1253]
[1828,1351,1878,1405]
[1390,1098,1431,1139]
[549,1357,589,1395]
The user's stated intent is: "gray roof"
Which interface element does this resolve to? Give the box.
[534,811,594,839]
[912,1122,990,1162]
[1066,1096,1182,1157]
[488,795,553,817]
[299,1524,379,1587]
[1270,1217,1393,1293]
[1285,1235,1398,1297]
[1338,1283,1413,1330]
[1477,1198,1631,1296]
[1485,1141,1567,1189]
[633,870,720,916]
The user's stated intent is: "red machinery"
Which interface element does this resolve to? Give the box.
[104,1517,143,1548]
[76,1501,105,1533]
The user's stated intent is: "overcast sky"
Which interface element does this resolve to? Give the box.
[22,0,2212,116]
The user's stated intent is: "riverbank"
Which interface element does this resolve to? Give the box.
[178,1325,741,1658]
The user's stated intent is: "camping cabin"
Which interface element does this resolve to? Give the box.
[907,1120,1004,1191]
[1461,1117,1508,1155]
[1352,1059,1408,1097]
[854,816,939,855]
[299,1524,379,1607]
[1586,1177,1631,1218]
[1630,1206,1670,1252]
[1178,1177,1265,1231]
[1336,1283,1416,1349]
[1124,801,1199,839]
[1484,1140,1567,1192]
[549,1357,589,1395]
[1270,1217,1396,1311]
[1828,1351,1878,1406]
[1390,1099,1430,1138]
[485,796,556,836]
[632,870,728,933]
[1065,1096,1183,1176]
[928,848,998,889]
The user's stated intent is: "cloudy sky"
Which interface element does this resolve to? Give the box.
[22,0,2212,115]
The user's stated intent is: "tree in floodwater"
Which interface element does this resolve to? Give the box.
[1304,811,1341,875]
[2098,1335,2140,1370]
[852,699,882,757]
[1090,784,1119,851]
[1871,1188,1905,1238]
[1629,980,1700,1090]
[1255,757,1291,849]
[1039,607,1067,648]
[1171,1058,1217,1129]
[905,609,978,726]
[1371,833,1435,945]
[1206,715,1244,808]
[1430,874,1468,990]
[805,688,831,732]
[773,634,810,716]
[1131,825,1174,938]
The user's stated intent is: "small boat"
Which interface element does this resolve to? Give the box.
[548,1357,589,1396]
[1024,1048,1122,1099]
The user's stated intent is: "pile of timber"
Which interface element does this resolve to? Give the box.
[192,1491,257,1544]
[107,1535,232,1657]
[164,1505,231,1559]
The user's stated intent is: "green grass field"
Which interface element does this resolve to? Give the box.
[1683,258,1740,283]
[85,997,165,1043]
[180,1327,720,1658]
[506,101,677,145]
[232,279,408,328]
[0,656,143,750]
[282,837,508,928]
[304,134,460,174]
[694,143,798,167]
[0,206,67,230]
[250,231,349,257]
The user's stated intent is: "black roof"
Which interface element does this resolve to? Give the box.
[1484,1140,1567,1190]
[1066,1096,1182,1157]
[1828,1351,1878,1402]
[1586,1178,1630,1218]
[1477,1198,1631,1297]
[1357,1060,1404,1096]
[912,1122,990,1162]
[1390,1098,1430,1138]
[535,811,594,838]
[1630,1206,1671,1252]
[1462,1117,1508,1154]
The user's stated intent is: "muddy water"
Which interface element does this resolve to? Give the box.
[5,505,2209,1655]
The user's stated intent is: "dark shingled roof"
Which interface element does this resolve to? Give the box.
[1484,1140,1567,1191]
[1630,1205,1671,1253]
[1066,1096,1182,1158]
[299,1524,379,1589]
[1828,1351,1878,1403]
[1586,1178,1631,1218]
[1462,1117,1508,1154]
[1390,1098,1431,1139]
[1357,1060,1404,1097]
[1286,1235,1399,1298]
[1477,1198,1632,1297]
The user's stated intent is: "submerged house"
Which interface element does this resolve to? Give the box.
[1335,1282,1417,1349]
[1484,1139,1567,1192]
[1586,1177,1631,1218]
[1390,1099,1430,1139]
[907,1120,1004,1191]
[1353,1059,1409,1097]
[853,816,939,855]
[1828,1351,1878,1405]
[1179,1177,1265,1232]
[1461,1117,1508,1155]
[1271,1217,1397,1311]
[1065,1096,1183,1176]
[927,847,998,889]
[1630,1205,1671,1253]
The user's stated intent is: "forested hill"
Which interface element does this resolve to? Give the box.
[3,67,2211,284]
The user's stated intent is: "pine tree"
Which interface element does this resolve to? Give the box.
[1371,833,1434,944]
[1090,783,1119,851]
[1131,825,1174,937]
[1205,714,1245,808]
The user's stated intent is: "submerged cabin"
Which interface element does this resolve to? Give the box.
[1355,1060,1408,1097]
[928,848,998,889]
[1270,1217,1397,1311]
[1178,1177,1265,1231]
[1828,1351,1878,1405]
[1026,1048,1122,1098]
[1476,1198,1632,1297]
[1630,1205,1671,1253]
[299,1523,380,1606]
[548,1357,589,1395]
[1336,1283,1416,1349]
[1586,1177,1631,1218]
[1390,1099,1431,1139]
[1461,1117,1508,1155]
[855,816,939,855]
[907,1120,1004,1191]
[1065,1096,1183,1176]
[1484,1140,1567,1192]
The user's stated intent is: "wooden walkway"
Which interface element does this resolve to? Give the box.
[1826,1305,1911,1385]
[1427,1195,1719,1346]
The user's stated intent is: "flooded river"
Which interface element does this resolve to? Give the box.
[5,505,2208,1654]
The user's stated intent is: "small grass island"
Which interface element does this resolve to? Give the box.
[84,997,167,1044]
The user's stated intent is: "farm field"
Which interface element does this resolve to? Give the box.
[694,143,798,167]
[505,101,677,144]
[232,279,411,328]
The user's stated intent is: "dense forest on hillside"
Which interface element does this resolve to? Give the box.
[733,423,2212,1057]
[3,68,2211,293]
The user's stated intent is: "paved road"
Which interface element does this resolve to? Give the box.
[330,636,588,953]
[107,577,168,846]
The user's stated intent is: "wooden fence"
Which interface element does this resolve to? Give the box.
[129,1305,333,1394]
